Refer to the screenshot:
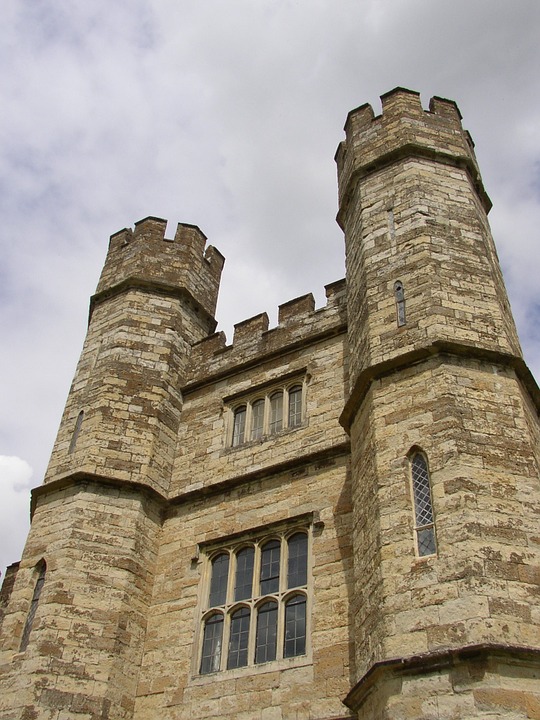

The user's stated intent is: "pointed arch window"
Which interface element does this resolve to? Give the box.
[68,410,84,454]
[232,406,247,447]
[255,600,278,663]
[410,452,437,557]
[288,385,303,428]
[394,281,406,327]
[227,607,250,669]
[20,560,46,651]
[284,594,306,658]
[227,378,306,447]
[200,613,224,674]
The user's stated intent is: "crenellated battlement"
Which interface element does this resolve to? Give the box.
[186,279,346,388]
[336,87,490,226]
[93,216,225,322]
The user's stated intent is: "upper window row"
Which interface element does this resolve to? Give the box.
[230,382,305,447]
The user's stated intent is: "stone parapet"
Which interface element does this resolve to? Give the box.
[186,279,347,389]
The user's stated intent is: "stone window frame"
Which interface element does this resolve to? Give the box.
[409,448,437,558]
[227,376,307,448]
[19,559,47,652]
[194,518,312,676]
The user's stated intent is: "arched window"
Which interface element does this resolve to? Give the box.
[227,378,305,447]
[255,601,278,663]
[68,410,84,454]
[269,392,283,434]
[232,406,246,446]
[411,452,437,557]
[284,594,306,658]
[234,547,254,601]
[20,560,46,651]
[199,527,310,673]
[288,385,303,428]
[208,553,229,607]
[227,607,250,669]
[251,399,264,440]
[287,533,308,588]
[200,613,224,674]
[394,280,406,327]
[260,540,280,594]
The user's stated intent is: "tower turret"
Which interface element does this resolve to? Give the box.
[44,216,224,495]
[338,88,540,718]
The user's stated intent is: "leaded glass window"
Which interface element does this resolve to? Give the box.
[200,614,223,674]
[284,594,306,658]
[232,406,246,446]
[209,553,229,607]
[199,526,309,673]
[288,385,303,428]
[228,380,305,447]
[20,560,46,652]
[287,533,307,588]
[251,399,264,440]
[269,392,283,434]
[227,607,250,669]
[260,540,280,594]
[234,546,254,601]
[255,601,278,663]
[411,452,437,557]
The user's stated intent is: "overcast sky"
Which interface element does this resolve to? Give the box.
[1,0,539,578]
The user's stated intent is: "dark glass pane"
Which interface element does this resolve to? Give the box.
[235,547,255,601]
[227,607,251,669]
[284,594,306,658]
[20,562,46,652]
[417,526,436,557]
[251,399,264,440]
[209,553,229,607]
[269,392,283,434]
[288,385,302,428]
[68,410,84,454]
[200,614,223,674]
[232,406,246,446]
[260,540,280,594]
[411,453,434,527]
[287,533,307,588]
[255,601,277,664]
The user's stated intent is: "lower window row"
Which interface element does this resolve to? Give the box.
[200,593,307,674]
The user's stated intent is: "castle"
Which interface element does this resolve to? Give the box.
[0,87,539,719]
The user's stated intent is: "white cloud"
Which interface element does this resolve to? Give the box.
[0,457,32,578]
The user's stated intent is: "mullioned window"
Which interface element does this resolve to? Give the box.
[198,527,310,674]
[229,380,305,447]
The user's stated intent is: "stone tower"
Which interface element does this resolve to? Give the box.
[336,88,540,716]
[0,218,225,718]
[0,89,538,720]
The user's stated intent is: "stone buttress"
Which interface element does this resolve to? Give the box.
[337,88,540,717]
[0,217,224,719]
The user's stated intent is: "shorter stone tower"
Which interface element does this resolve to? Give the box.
[336,88,540,717]
[0,218,224,718]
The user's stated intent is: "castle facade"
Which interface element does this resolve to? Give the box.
[1,88,539,720]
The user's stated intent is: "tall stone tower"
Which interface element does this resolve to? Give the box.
[0,89,538,720]
[336,88,540,716]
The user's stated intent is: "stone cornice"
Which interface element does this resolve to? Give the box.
[344,643,540,712]
[30,441,351,520]
[88,277,217,333]
[336,142,491,230]
[340,340,540,432]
